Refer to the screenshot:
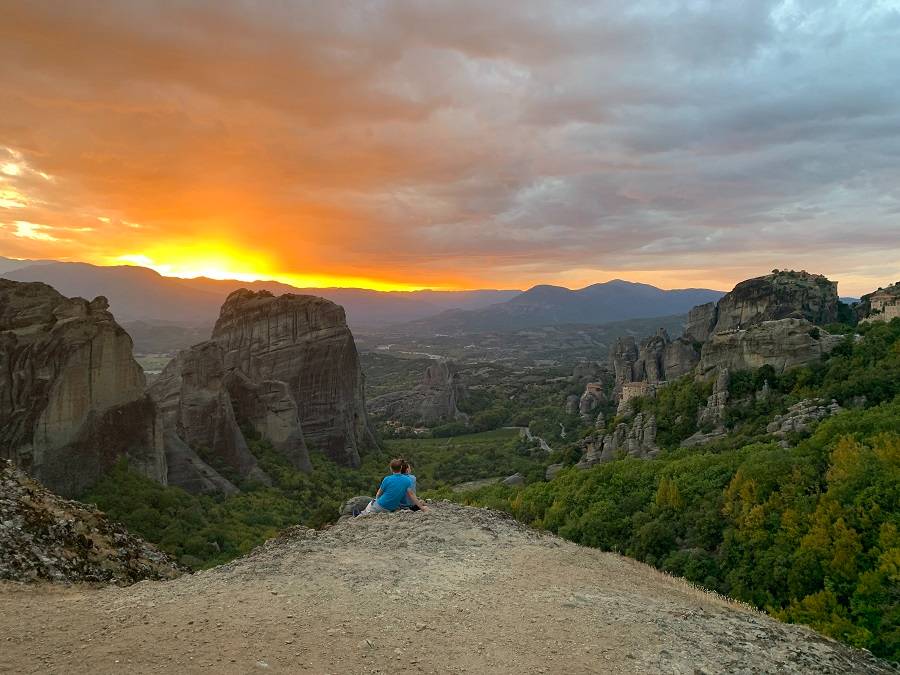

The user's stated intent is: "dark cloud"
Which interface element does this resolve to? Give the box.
[0,0,898,294]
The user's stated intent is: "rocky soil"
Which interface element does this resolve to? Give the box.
[0,460,180,586]
[1,502,894,674]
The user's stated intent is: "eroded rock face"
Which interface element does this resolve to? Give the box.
[766,398,843,440]
[698,318,842,377]
[610,329,700,404]
[0,280,165,497]
[577,412,659,469]
[213,290,374,466]
[368,360,467,427]
[149,341,265,492]
[151,290,375,488]
[710,271,840,334]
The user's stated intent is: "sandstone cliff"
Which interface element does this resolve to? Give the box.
[697,318,842,376]
[0,280,164,497]
[707,269,840,334]
[151,290,375,491]
[367,359,467,426]
[212,290,375,466]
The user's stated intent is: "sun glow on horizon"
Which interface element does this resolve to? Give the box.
[112,248,438,292]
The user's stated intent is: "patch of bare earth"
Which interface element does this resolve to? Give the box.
[0,503,894,674]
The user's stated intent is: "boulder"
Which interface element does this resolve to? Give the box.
[545,463,564,481]
[502,473,525,487]
[340,495,374,517]
[0,280,165,497]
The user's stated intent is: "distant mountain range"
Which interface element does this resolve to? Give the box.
[0,258,519,329]
[398,280,725,334]
[0,258,725,341]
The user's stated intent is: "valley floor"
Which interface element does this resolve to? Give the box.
[0,503,892,675]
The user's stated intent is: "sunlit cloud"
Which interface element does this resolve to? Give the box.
[0,188,27,209]
[11,220,58,242]
[0,2,897,295]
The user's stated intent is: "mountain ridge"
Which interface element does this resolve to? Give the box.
[1,260,520,328]
[401,279,726,333]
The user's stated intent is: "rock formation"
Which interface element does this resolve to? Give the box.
[681,369,730,448]
[367,359,467,427]
[0,459,180,584]
[766,398,843,440]
[707,270,840,333]
[611,271,844,406]
[149,342,263,492]
[608,328,700,413]
[150,289,375,491]
[577,412,659,468]
[697,318,842,377]
[0,280,165,497]
[577,382,606,420]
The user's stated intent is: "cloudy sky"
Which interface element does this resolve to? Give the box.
[1,0,898,294]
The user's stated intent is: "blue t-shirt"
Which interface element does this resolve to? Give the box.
[399,475,417,507]
[376,474,413,511]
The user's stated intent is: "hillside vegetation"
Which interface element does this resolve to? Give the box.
[444,319,900,661]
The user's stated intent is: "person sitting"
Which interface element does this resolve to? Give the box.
[398,460,421,511]
[361,458,428,515]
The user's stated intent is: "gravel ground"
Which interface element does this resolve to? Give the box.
[0,502,895,674]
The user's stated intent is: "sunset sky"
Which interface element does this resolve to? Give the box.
[1,1,899,295]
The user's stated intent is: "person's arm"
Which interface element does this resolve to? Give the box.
[375,488,383,499]
[406,488,429,511]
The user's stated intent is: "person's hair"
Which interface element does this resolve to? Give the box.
[389,458,404,473]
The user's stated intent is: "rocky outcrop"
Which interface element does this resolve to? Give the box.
[213,290,374,466]
[684,302,717,343]
[698,318,842,377]
[697,368,730,429]
[709,270,840,334]
[151,290,375,491]
[0,460,180,584]
[857,282,900,324]
[368,360,467,427]
[149,342,265,491]
[610,329,700,406]
[766,398,843,439]
[577,412,659,468]
[0,280,165,497]
[577,382,607,419]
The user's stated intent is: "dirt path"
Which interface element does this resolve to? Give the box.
[0,503,893,674]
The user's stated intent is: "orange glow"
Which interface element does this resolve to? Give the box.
[112,247,436,292]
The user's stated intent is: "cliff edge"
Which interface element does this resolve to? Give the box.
[1,502,892,674]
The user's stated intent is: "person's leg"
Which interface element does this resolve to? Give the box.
[360,500,384,516]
